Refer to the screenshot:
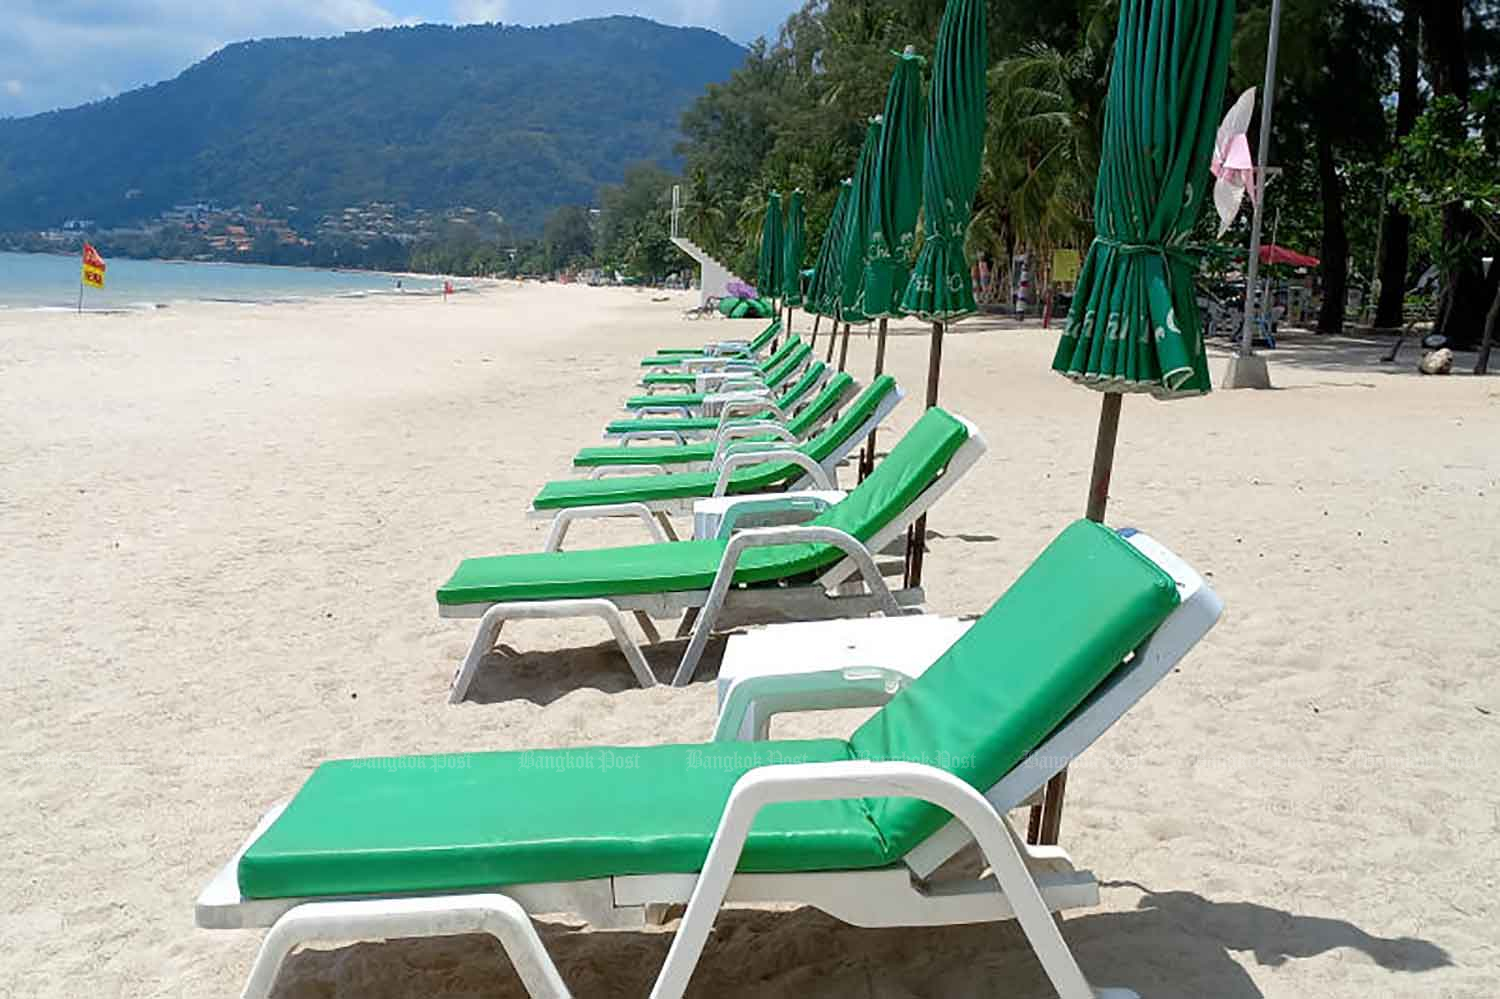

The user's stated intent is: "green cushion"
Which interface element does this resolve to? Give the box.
[849,520,1182,856]
[622,362,824,412]
[238,740,887,899]
[604,414,727,435]
[441,408,969,605]
[799,375,896,464]
[540,376,898,511]
[576,374,856,468]
[640,336,802,386]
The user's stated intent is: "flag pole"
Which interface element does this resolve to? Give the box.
[78,276,84,314]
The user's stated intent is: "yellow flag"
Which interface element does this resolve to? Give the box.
[82,243,107,289]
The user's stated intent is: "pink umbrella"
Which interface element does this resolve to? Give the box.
[1211,88,1258,235]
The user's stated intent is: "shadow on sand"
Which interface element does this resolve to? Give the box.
[267,885,1450,998]
[461,634,728,706]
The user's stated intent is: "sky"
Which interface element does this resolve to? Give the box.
[0,1,801,119]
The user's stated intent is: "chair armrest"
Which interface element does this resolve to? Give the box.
[712,422,797,452]
[712,450,832,497]
[710,440,809,470]
[631,405,696,419]
[653,761,1102,999]
[673,524,900,686]
[709,493,840,539]
[588,464,670,479]
[713,667,913,741]
[614,430,689,446]
[542,503,670,552]
[717,397,784,423]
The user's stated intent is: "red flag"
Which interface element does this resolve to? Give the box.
[81,243,107,290]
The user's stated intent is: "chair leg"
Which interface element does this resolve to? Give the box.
[451,600,659,703]
[633,611,663,646]
[243,895,571,999]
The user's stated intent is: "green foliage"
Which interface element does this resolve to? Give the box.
[542,206,597,273]
[1389,96,1500,266]
[0,18,746,237]
[595,163,680,282]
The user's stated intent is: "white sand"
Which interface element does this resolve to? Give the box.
[1,282,1496,998]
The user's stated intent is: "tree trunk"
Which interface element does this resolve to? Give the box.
[1413,0,1486,349]
[1374,1,1421,330]
[1315,130,1349,335]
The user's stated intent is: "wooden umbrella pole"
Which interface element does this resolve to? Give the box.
[861,317,890,481]
[905,321,946,589]
[1031,391,1124,847]
[924,320,944,408]
[810,313,822,351]
[837,322,852,372]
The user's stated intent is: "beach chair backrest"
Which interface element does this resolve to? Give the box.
[774,361,827,411]
[806,407,970,545]
[785,373,856,437]
[762,340,810,389]
[746,320,782,354]
[847,520,1182,858]
[799,376,897,463]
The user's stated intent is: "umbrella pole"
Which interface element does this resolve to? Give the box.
[861,317,890,481]
[1028,391,1124,847]
[904,321,946,589]
[837,322,852,372]
[810,313,822,351]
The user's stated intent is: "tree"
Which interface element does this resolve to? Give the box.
[542,205,596,274]
[596,163,680,282]
[1373,1,1423,329]
[1408,0,1495,347]
[1389,95,1500,373]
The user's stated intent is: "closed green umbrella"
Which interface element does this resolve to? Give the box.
[808,179,853,362]
[1038,0,1236,847]
[756,191,784,322]
[862,48,927,322]
[858,47,928,478]
[782,190,806,308]
[901,0,987,410]
[899,0,986,588]
[837,118,884,370]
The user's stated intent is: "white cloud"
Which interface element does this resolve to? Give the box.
[0,0,794,118]
[451,0,510,23]
[0,0,412,117]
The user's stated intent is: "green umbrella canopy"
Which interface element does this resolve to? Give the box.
[1051,0,1235,398]
[900,0,986,322]
[756,191,784,300]
[782,190,807,306]
[808,180,853,319]
[839,118,885,324]
[862,48,928,319]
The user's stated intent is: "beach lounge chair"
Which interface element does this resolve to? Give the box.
[640,319,781,367]
[197,521,1222,999]
[577,372,858,470]
[621,357,828,419]
[439,407,985,694]
[530,377,903,538]
[602,366,854,446]
[639,336,808,394]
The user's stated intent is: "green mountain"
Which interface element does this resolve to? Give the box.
[0,18,746,235]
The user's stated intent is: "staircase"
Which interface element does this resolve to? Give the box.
[671,186,746,309]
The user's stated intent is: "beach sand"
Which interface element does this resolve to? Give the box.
[1,283,1496,998]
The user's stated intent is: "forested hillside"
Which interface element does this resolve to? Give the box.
[0,18,746,234]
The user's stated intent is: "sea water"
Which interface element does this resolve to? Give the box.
[0,251,445,310]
